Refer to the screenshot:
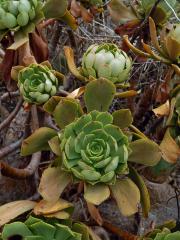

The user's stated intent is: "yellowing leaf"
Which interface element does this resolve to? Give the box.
[33,198,73,215]
[110,178,140,216]
[0,200,36,226]
[128,139,161,166]
[21,127,57,156]
[160,129,180,163]
[153,100,170,117]
[45,211,70,219]
[38,167,71,202]
[64,46,85,81]
[84,183,110,205]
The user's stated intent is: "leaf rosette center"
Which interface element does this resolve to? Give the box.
[59,110,129,185]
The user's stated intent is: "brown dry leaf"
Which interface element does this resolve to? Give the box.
[108,0,137,24]
[68,87,85,99]
[71,0,93,23]
[153,100,170,117]
[160,129,180,163]
[87,202,103,226]
[33,198,73,215]
[115,19,140,37]
[0,200,36,226]
[38,167,71,203]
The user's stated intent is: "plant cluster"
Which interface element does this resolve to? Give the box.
[0,0,179,239]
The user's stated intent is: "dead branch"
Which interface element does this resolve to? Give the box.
[0,97,23,131]
[0,138,23,159]
[0,105,42,179]
[0,91,19,101]
[0,152,41,179]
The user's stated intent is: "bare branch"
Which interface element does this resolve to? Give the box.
[0,152,41,179]
[0,97,23,131]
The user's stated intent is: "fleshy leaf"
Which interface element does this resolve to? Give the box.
[21,127,57,156]
[110,178,140,216]
[160,128,180,163]
[112,109,133,128]
[33,198,73,215]
[43,96,62,114]
[84,183,110,205]
[128,167,150,218]
[128,139,161,166]
[8,31,29,50]
[38,167,71,202]
[48,136,61,156]
[53,98,83,129]
[84,78,116,112]
[0,200,36,226]
[64,46,85,81]
[43,0,68,19]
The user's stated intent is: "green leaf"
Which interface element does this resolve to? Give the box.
[2,222,33,239]
[43,0,68,19]
[72,223,90,240]
[84,183,110,205]
[128,167,150,218]
[43,96,62,114]
[110,178,140,216]
[128,139,161,166]
[38,167,71,202]
[21,127,57,156]
[84,78,116,112]
[112,109,133,129]
[53,98,83,129]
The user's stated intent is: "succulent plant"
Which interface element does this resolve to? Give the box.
[0,0,77,49]
[21,78,161,217]
[81,43,132,83]
[18,63,59,105]
[142,228,180,240]
[0,0,42,30]
[124,18,180,75]
[60,111,129,184]
[11,61,64,105]
[1,216,98,240]
[107,0,177,30]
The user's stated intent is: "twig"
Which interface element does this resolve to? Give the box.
[31,105,39,131]
[0,91,19,101]
[0,152,41,179]
[103,221,138,240]
[0,105,41,179]
[0,97,23,131]
[0,138,23,160]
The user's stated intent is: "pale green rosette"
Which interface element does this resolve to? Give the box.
[59,110,129,185]
[81,43,132,83]
[18,63,58,105]
[0,0,42,30]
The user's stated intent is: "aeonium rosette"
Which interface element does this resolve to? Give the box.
[11,61,64,105]
[21,78,161,217]
[60,110,129,184]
